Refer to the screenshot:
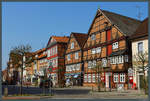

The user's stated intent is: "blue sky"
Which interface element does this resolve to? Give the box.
[2,2,148,70]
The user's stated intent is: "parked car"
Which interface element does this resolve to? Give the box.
[39,79,53,88]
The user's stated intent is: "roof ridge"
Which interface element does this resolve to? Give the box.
[101,9,141,22]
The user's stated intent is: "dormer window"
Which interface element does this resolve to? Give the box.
[91,34,96,40]
[112,42,118,49]
[71,42,74,49]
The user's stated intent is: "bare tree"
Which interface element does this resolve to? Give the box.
[9,44,33,95]
[133,51,148,76]
[133,51,148,94]
[92,61,104,92]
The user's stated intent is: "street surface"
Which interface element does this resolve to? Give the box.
[2,85,148,100]
[2,85,90,95]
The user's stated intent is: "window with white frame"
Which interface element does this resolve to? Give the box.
[91,48,96,54]
[113,57,116,64]
[120,73,125,82]
[72,65,75,71]
[75,52,79,59]
[112,42,118,49]
[68,66,71,72]
[70,65,72,72]
[66,66,69,72]
[138,42,143,53]
[96,47,101,53]
[113,73,118,83]
[124,55,128,62]
[84,74,87,82]
[102,58,107,67]
[115,56,119,64]
[88,61,92,68]
[91,34,96,40]
[55,59,58,67]
[92,74,96,83]
[110,57,113,64]
[47,50,50,57]
[55,46,57,54]
[92,60,97,68]
[88,74,91,83]
[76,64,80,70]
[71,42,74,49]
[120,56,124,63]
[67,54,71,61]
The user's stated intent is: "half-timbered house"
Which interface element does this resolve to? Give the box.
[130,18,148,89]
[65,32,88,86]
[46,36,69,87]
[83,8,141,90]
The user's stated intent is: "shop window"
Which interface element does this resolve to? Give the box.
[88,74,92,83]
[84,74,87,82]
[92,74,96,83]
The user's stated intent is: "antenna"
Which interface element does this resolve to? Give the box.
[136,5,142,20]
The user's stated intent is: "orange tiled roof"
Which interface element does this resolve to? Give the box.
[52,36,69,43]
[38,54,47,59]
[35,48,46,54]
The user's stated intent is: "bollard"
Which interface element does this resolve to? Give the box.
[4,87,8,97]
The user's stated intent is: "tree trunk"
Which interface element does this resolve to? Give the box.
[20,67,23,95]
[97,72,101,92]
